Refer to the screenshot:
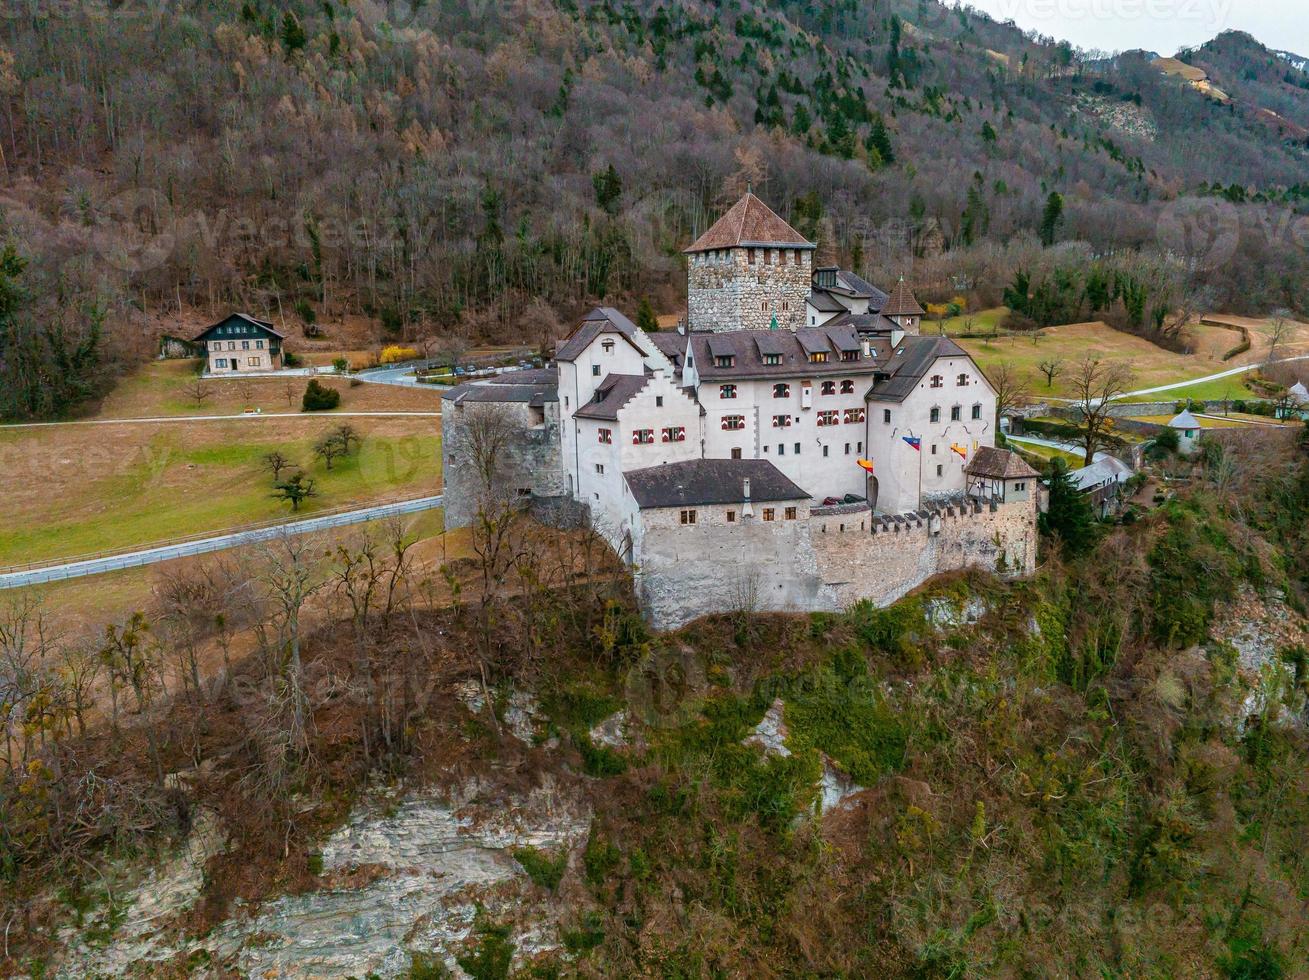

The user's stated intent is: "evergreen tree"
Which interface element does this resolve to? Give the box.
[592,164,622,214]
[867,116,895,165]
[281,11,307,54]
[635,296,658,333]
[1040,191,1064,246]
[981,120,998,144]
[1040,458,1098,554]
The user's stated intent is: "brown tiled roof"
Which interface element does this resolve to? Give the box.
[686,328,886,382]
[864,336,971,403]
[966,447,1041,480]
[684,192,816,254]
[624,458,810,509]
[555,307,645,362]
[881,278,924,317]
[574,373,650,420]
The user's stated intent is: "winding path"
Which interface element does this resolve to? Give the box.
[0,410,440,430]
[0,495,444,591]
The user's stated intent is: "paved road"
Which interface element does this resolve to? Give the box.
[0,495,444,590]
[0,410,441,430]
[1115,352,1309,401]
[354,366,426,387]
[1007,434,1112,466]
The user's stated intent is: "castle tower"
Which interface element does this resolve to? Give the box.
[881,277,924,336]
[684,192,816,333]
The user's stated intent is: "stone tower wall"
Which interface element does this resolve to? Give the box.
[687,247,812,332]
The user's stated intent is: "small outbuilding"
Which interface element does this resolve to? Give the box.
[965,447,1041,504]
[1168,410,1203,456]
[1289,381,1309,406]
[193,313,286,374]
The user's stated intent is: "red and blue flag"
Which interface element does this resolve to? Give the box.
[902,436,922,451]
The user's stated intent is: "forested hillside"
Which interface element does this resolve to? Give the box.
[2,0,1309,417]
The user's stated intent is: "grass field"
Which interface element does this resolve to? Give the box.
[958,321,1263,400]
[95,360,443,419]
[1135,413,1288,429]
[1006,438,1083,468]
[0,415,442,565]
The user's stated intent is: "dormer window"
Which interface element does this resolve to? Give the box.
[714,355,735,368]
[762,354,782,366]
[841,350,859,362]
[773,383,790,398]
[808,352,829,364]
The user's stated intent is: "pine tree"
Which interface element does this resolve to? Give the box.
[867,116,895,165]
[1039,458,1098,554]
[635,296,658,333]
[1040,191,1064,246]
[281,11,307,54]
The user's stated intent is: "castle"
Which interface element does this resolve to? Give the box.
[442,193,1040,629]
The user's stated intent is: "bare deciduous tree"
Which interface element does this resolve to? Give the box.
[1038,357,1064,388]
[263,450,294,482]
[1070,356,1135,466]
[987,361,1030,432]
[181,376,211,409]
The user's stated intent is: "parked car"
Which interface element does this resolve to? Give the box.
[843,493,866,504]
[822,496,842,506]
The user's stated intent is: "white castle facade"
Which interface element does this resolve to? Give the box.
[443,193,1040,629]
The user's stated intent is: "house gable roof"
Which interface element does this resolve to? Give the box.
[685,329,885,382]
[1169,410,1202,430]
[684,192,815,254]
[555,307,646,362]
[625,458,809,509]
[574,373,650,420]
[966,447,1041,481]
[193,312,285,342]
[864,336,973,403]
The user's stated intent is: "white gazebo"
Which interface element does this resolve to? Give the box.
[1169,410,1203,456]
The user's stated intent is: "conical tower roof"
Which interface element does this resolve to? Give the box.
[881,277,924,317]
[684,192,816,254]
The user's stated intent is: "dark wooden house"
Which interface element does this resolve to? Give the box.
[193,314,286,373]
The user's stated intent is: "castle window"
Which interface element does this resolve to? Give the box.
[785,507,798,520]
[773,383,790,398]
[661,426,686,443]
[972,403,982,420]
[595,463,605,475]
[656,395,664,407]
[633,429,655,444]
[930,374,944,388]
[930,407,941,423]
[951,405,961,422]
[845,443,851,454]
[731,447,742,458]
[598,428,612,444]
[957,373,969,386]
[592,365,601,377]
[778,444,785,455]
[719,384,737,399]
[817,410,838,427]
[1015,482,1026,491]
[823,445,829,457]
[763,249,772,265]
[602,339,615,354]
[931,444,938,455]
[772,414,791,428]
[840,380,855,394]
[937,465,943,477]
[763,508,776,522]
[844,408,865,424]
[857,441,862,453]
[821,381,836,396]
[883,409,891,424]
[794,442,801,455]
[722,415,745,430]
[747,248,756,265]
[680,509,697,525]
[726,510,736,523]
[781,301,789,311]
[761,301,768,312]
